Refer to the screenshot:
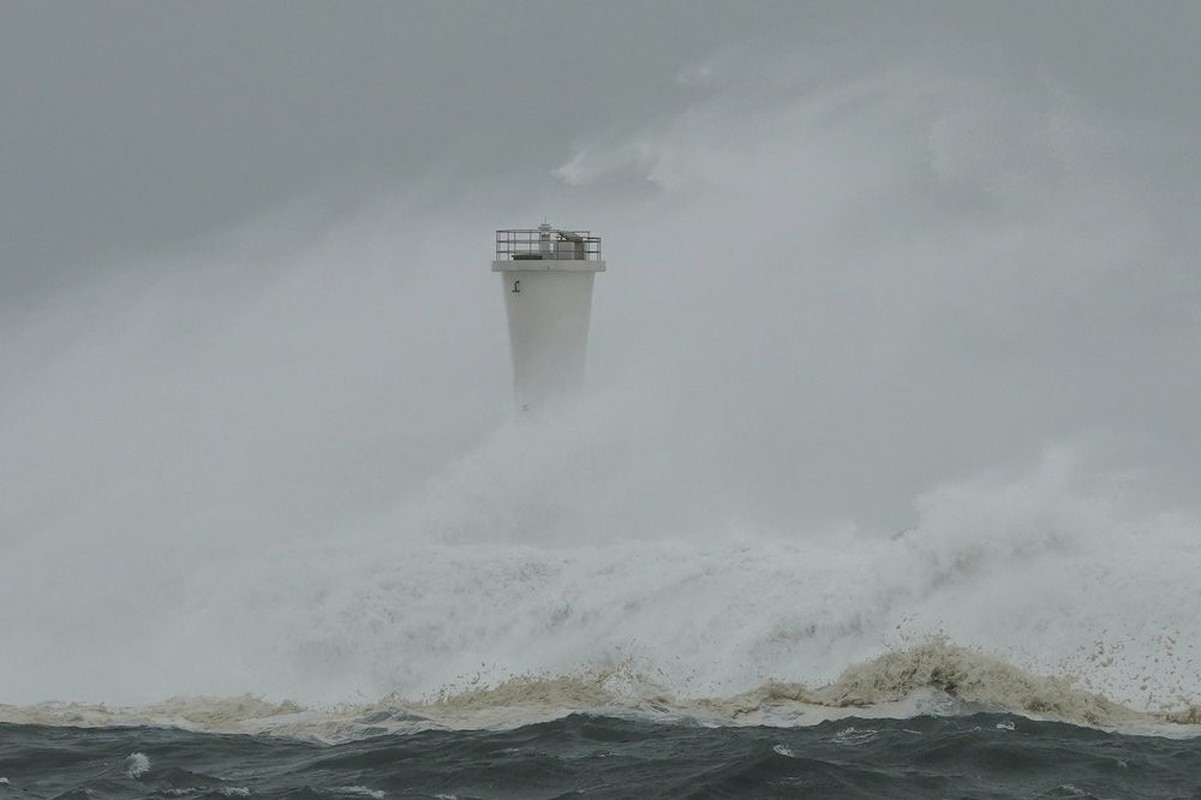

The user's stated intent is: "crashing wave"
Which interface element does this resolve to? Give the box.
[3,640,1197,742]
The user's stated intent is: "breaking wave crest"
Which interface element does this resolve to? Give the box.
[4,640,1199,742]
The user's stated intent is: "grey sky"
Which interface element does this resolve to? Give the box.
[2,1,796,305]
[5,2,1199,303]
[2,1,1200,536]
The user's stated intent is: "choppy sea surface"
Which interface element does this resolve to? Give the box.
[3,634,1201,798]
[3,712,1201,799]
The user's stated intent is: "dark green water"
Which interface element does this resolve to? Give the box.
[1,714,1198,799]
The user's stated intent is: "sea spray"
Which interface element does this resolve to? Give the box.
[4,641,1197,741]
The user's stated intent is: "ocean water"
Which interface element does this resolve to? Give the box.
[3,713,1201,798]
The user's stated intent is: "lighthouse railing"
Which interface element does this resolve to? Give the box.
[495,229,602,261]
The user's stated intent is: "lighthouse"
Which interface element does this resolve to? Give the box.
[493,223,605,413]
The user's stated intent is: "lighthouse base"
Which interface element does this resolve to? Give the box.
[493,258,605,413]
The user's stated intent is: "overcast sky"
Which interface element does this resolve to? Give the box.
[2,0,794,305]
[5,2,1198,301]
[3,1,1200,540]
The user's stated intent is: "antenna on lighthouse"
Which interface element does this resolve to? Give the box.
[492,224,606,413]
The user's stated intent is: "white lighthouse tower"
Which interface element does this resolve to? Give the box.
[493,223,605,413]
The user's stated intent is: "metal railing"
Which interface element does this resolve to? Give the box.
[495,228,602,261]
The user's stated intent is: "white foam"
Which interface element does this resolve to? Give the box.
[3,639,1197,741]
[330,788,385,800]
[2,447,1199,729]
[123,751,150,778]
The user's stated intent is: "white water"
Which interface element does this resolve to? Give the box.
[2,44,1200,729]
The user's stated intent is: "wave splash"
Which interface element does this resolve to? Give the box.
[4,640,1199,742]
[3,416,1201,727]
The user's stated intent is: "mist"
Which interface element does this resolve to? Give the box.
[3,4,1200,708]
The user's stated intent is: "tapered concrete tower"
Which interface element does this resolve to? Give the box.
[493,223,605,413]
